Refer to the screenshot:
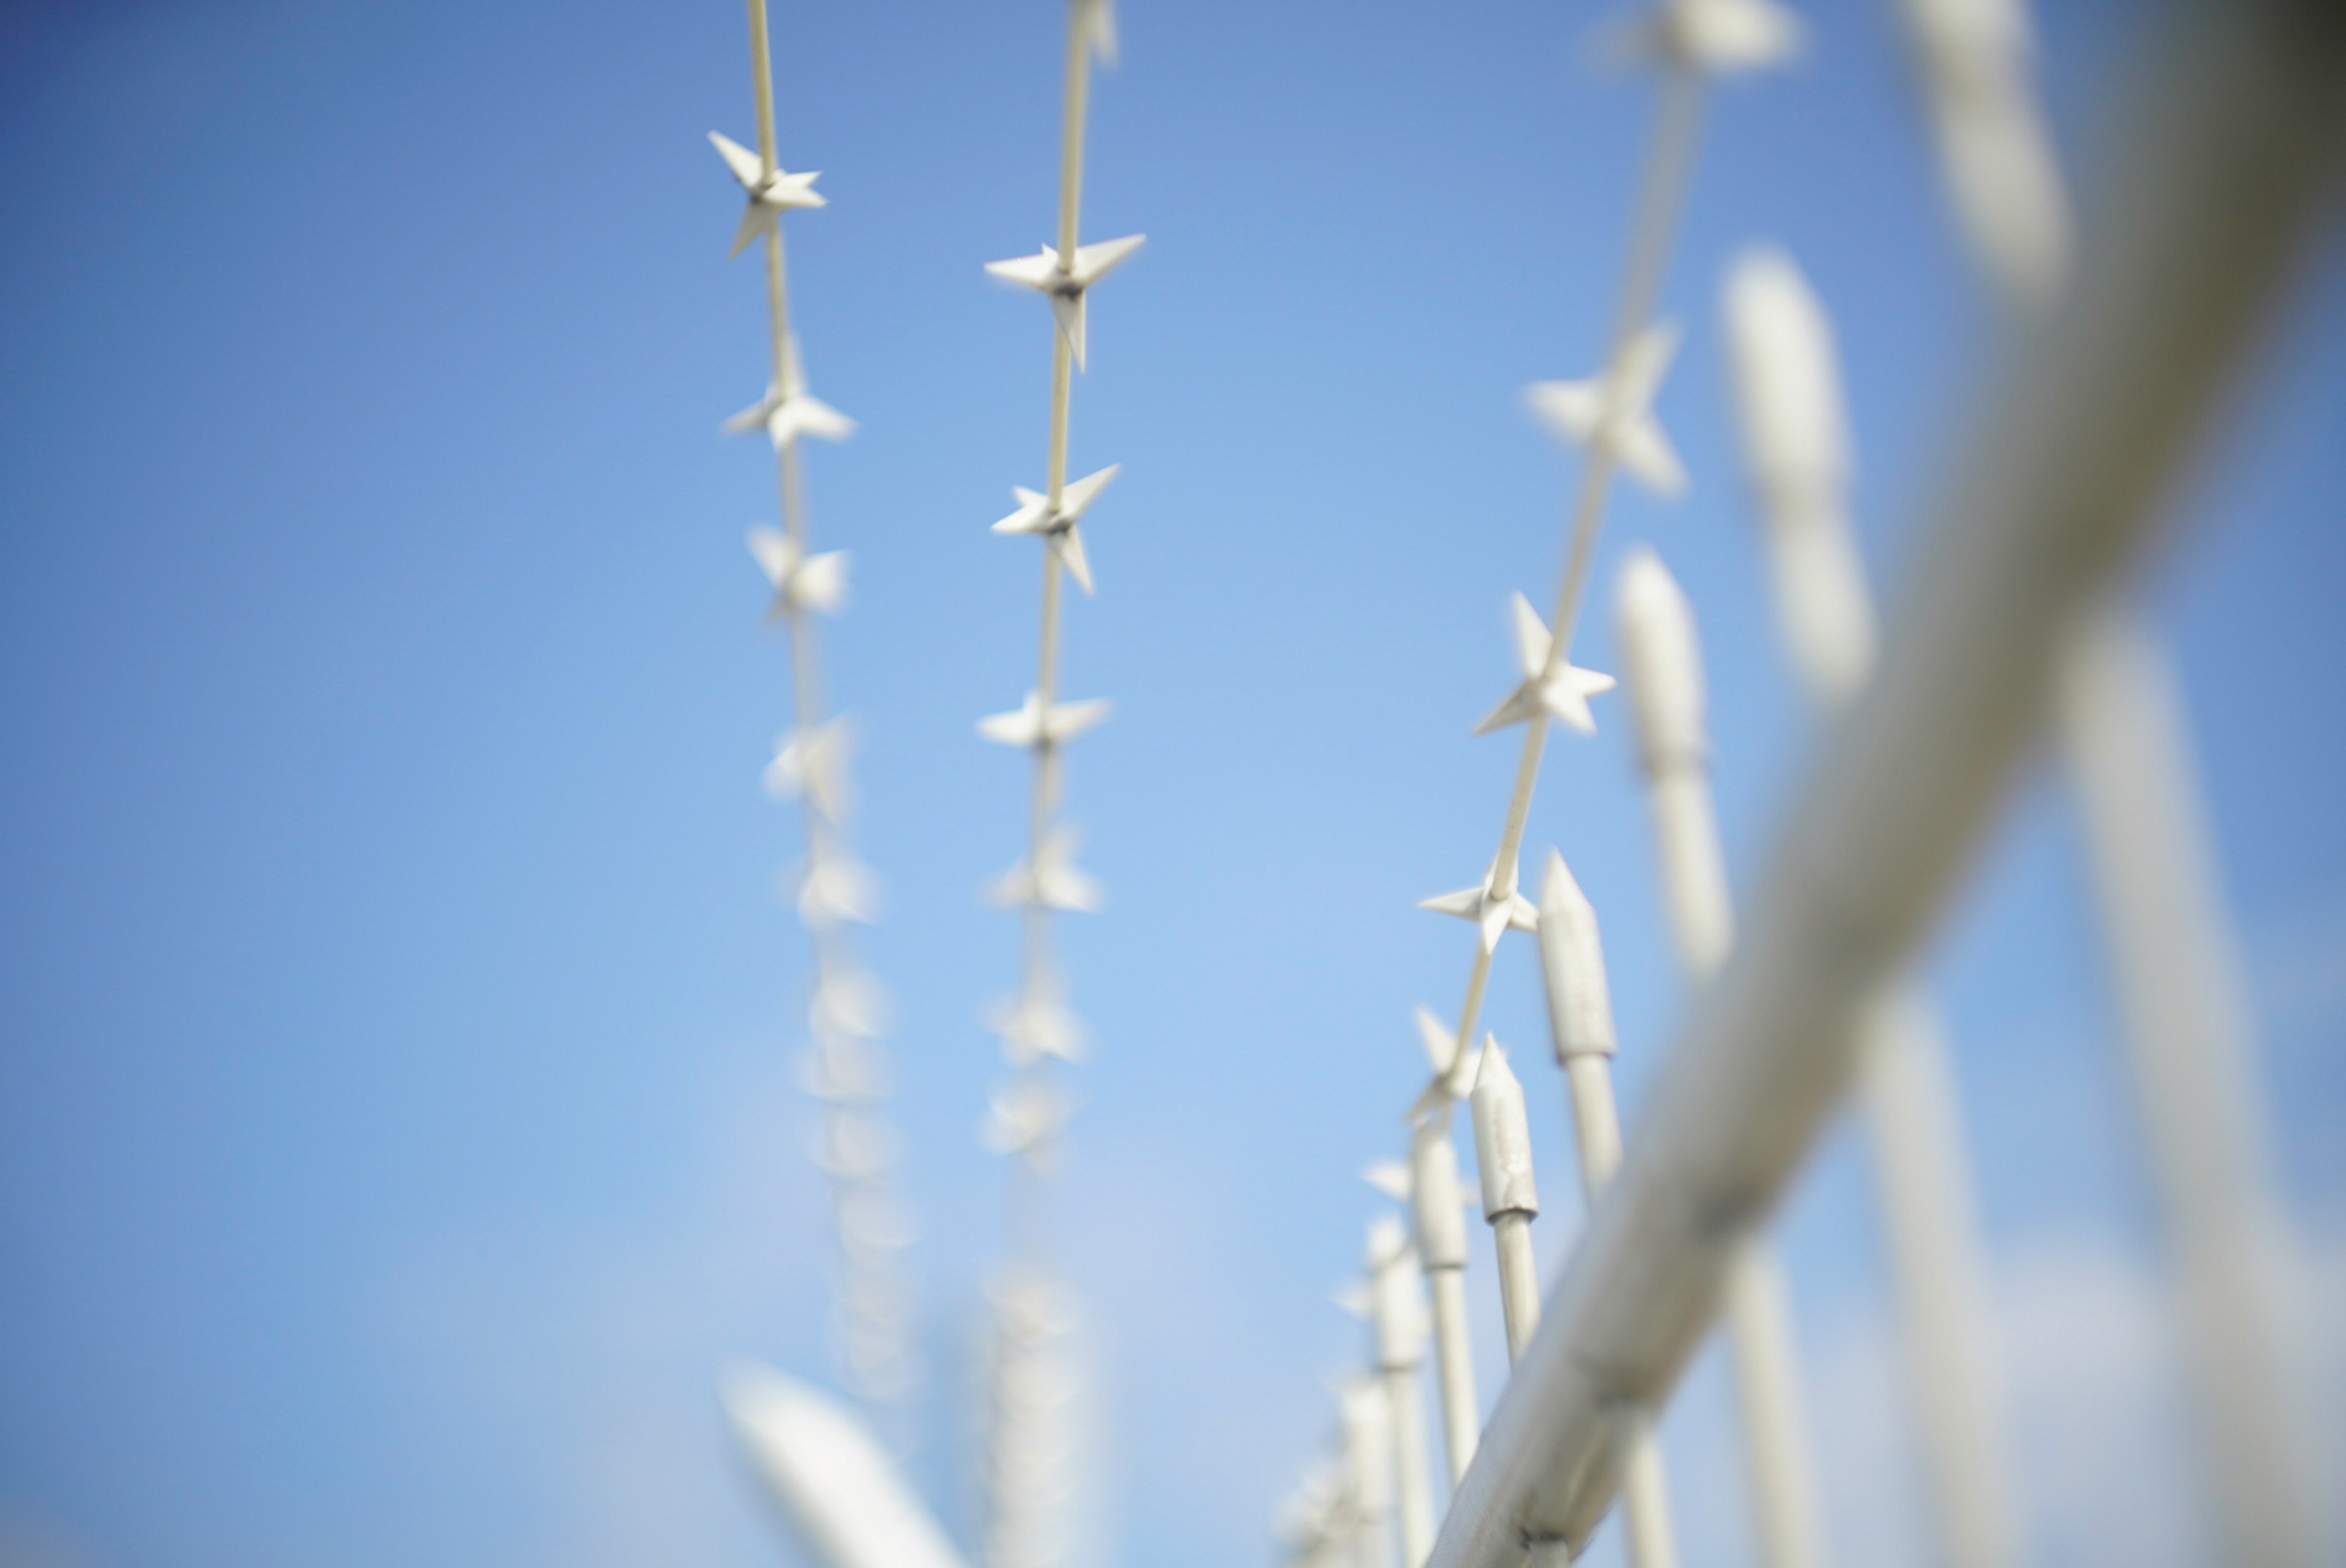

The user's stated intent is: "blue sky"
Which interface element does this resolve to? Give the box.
[1,1,2341,1566]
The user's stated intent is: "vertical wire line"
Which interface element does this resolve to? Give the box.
[984,11,1120,1566]
[1449,69,1706,1067]
[739,0,913,1413]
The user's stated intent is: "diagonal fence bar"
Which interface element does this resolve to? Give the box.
[1418,5,2346,1561]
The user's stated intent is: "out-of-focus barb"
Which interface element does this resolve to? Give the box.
[766,716,855,823]
[1526,322,1689,499]
[979,691,1114,751]
[724,341,859,447]
[1405,1005,1483,1125]
[750,525,852,622]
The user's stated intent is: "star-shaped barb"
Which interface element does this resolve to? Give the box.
[809,962,890,1041]
[834,1187,916,1257]
[992,464,1118,594]
[723,340,857,448]
[987,825,1102,914]
[1332,1214,1415,1322]
[986,235,1146,371]
[1361,1135,1480,1212]
[1403,1005,1483,1123]
[978,690,1113,751]
[987,986,1089,1068]
[800,1035,889,1103]
[791,837,881,929]
[1526,321,1687,497]
[1420,855,1539,955]
[1599,0,1802,75]
[1361,1160,1411,1202]
[746,526,849,620]
[708,131,827,259]
[814,1110,901,1183]
[981,1078,1075,1171]
[1473,593,1618,736]
[1274,1462,1347,1556]
[763,717,853,825]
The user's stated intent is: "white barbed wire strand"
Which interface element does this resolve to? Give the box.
[1719,245,2020,1568]
[720,0,920,1415]
[1394,7,1697,1520]
[974,5,1137,1567]
[1398,0,1807,1558]
[1616,546,1827,1568]
[1298,4,1792,1557]
[1888,5,2328,1559]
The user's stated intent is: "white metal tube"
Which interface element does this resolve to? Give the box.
[1721,1246,1825,1568]
[1474,1040,1544,1365]
[1385,1368,1437,1568]
[1533,854,1682,1568]
[1724,244,2020,1568]
[1852,993,2016,1568]
[1428,1269,1479,1487]
[1372,1213,1439,1568]
[1419,10,2346,1563]
[1343,1377,1398,1568]
[1561,1056,1624,1191]
[2056,608,2326,1568]
[1492,1216,1541,1366]
[1618,550,1826,1568]
[1615,1404,1683,1568]
[1410,1123,1481,1486]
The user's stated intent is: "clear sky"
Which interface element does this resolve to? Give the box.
[1,1,2341,1566]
